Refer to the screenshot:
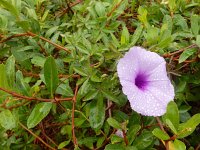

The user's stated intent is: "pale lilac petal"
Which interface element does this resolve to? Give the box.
[117,46,175,116]
[117,51,139,81]
[130,47,165,73]
[129,90,166,116]
[148,81,174,104]
[147,61,169,81]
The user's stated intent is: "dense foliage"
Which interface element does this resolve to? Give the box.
[0,0,200,149]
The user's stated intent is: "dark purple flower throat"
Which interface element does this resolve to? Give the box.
[135,73,148,90]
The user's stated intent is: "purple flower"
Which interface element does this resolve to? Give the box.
[117,47,174,116]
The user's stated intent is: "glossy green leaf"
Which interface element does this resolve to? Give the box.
[196,35,200,48]
[95,2,105,17]
[130,25,143,46]
[0,0,19,18]
[89,94,105,130]
[27,102,52,129]
[5,55,15,88]
[73,66,88,76]
[191,15,199,36]
[58,140,70,149]
[152,128,170,140]
[101,90,120,104]
[163,101,179,130]
[127,124,141,144]
[133,130,154,149]
[179,48,197,63]
[56,79,73,97]
[177,113,200,138]
[0,110,16,130]
[105,144,125,150]
[0,64,9,89]
[107,117,121,129]
[121,25,130,45]
[16,71,31,96]
[173,139,186,150]
[44,56,59,98]
[166,119,177,134]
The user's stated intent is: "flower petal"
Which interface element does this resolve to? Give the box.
[117,48,139,81]
[117,46,175,117]
[128,89,167,116]
[130,47,165,73]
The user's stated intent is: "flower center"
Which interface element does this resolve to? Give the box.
[135,73,148,90]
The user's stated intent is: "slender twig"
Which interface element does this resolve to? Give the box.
[19,122,56,150]
[22,71,80,79]
[156,117,169,150]
[55,0,82,17]
[195,143,200,150]
[163,44,198,58]
[0,33,29,43]
[0,31,70,53]
[39,122,58,147]
[122,129,128,146]
[27,31,70,53]
[72,85,79,146]
[1,100,30,110]
[0,87,73,102]
[107,0,125,17]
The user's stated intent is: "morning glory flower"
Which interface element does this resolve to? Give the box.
[117,47,174,116]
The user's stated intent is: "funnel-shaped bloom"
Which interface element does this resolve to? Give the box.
[117,47,174,116]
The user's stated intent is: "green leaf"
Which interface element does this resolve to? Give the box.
[133,130,153,149]
[127,125,141,144]
[0,110,16,130]
[105,144,125,150]
[177,113,200,138]
[101,90,120,104]
[191,15,199,36]
[137,6,148,27]
[83,89,98,101]
[45,26,59,38]
[166,119,177,134]
[196,35,200,48]
[0,0,19,18]
[16,71,31,96]
[178,48,197,63]
[107,117,121,129]
[5,55,15,88]
[73,66,88,77]
[44,56,59,98]
[56,79,73,97]
[58,140,70,149]
[95,2,105,17]
[89,94,105,130]
[27,102,52,129]
[173,139,186,150]
[121,25,130,45]
[0,64,9,89]
[31,56,46,67]
[130,25,143,46]
[110,134,123,144]
[152,128,170,140]
[163,101,179,130]
[80,78,90,95]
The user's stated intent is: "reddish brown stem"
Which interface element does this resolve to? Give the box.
[0,87,72,102]
[107,0,125,17]
[19,122,56,150]
[22,70,80,79]
[156,117,169,150]
[163,44,198,58]
[122,129,129,146]
[72,85,79,146]
[0,31,70,53]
